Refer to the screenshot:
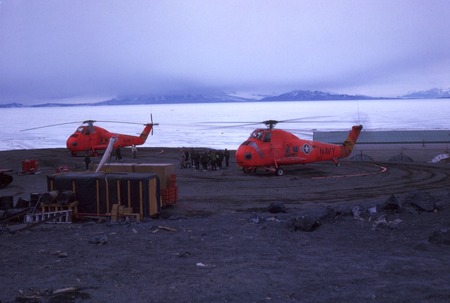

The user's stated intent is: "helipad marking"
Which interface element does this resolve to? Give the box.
[312,164,388,180]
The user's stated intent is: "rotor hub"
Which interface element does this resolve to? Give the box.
[262,120,279,129]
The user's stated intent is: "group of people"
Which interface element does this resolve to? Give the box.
[84,146,230,172]
[180,148,230,171]
[116,145,138,160]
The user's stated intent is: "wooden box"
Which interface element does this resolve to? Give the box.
[93,163,137,173]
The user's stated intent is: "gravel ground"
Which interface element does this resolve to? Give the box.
[1,147,450,303]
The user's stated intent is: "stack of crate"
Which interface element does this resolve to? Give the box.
[161,174,178,208]
[134,163,176,208]
[93,163,177,208]
[110,203,141,222]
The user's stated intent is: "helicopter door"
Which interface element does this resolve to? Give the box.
[285,144,299,157]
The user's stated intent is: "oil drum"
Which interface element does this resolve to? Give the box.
[57,191,75,205]
[40,191,59,204]
[15,197,30,208]
[29,193,41,207]
[0,196,14,210]
[0,173,13,189]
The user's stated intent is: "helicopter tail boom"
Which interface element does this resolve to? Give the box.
[139,124,154,142]
[341,125,363,157]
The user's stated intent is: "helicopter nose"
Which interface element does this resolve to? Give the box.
[69,139,77,147]
[66,137,77,148]
[236,144,256,166]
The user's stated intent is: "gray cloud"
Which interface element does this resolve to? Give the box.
[1,0,450,104]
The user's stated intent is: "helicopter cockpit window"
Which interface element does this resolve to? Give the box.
[76,127,90,135]
[251,131,263,141]
[263,132,271,142]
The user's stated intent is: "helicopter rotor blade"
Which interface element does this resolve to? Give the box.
[21,121,84,132]
[21,117,156,132]
[197,121,264,129]
[94,120,145,125]
[197,115,355,130]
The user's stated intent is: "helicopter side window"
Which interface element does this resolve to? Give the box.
[263,132,271,142]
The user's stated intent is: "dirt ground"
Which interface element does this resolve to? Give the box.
[1,147,450,303]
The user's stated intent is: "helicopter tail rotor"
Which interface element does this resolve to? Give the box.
[150,114,157,135]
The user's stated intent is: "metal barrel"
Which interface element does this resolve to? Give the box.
[29,193,41,207]
[40,191,59,204]
[0,173,13,189]
[57,191,75,205]
[15,197,30,208]
[0,196,14,210]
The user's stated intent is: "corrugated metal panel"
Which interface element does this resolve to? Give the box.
[313,130,450,144]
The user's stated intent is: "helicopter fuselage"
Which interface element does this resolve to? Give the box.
[66,124,153,155]
[236,125,363,175]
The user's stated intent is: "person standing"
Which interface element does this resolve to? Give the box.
[200,152,209,171]
[224,149,230,168]
[115,146,122,161]
[84,152,91,170]
[192,150,200,171]
[131,145,137,159]
[209,150,217,170]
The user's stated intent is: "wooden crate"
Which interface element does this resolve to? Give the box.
[47,172,160,218]
[93,163,137,173]
[134,163,175,189]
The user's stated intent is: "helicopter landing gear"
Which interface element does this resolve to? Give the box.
[275,168,284,176]
[332,158,340,166]
[265,167,284,176]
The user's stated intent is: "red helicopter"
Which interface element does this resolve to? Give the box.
[235,119,363,175]
[22,117,158,156]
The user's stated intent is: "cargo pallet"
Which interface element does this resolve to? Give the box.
[41,201,79,220]
[24,210,74,224]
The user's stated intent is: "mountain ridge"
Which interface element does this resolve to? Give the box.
[1,88,448,108]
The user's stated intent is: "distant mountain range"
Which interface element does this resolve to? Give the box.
[400,88,450,99]
[1,88,449,108]
[259,90,377,101]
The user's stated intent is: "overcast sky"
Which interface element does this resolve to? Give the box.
[1,0,450,104]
